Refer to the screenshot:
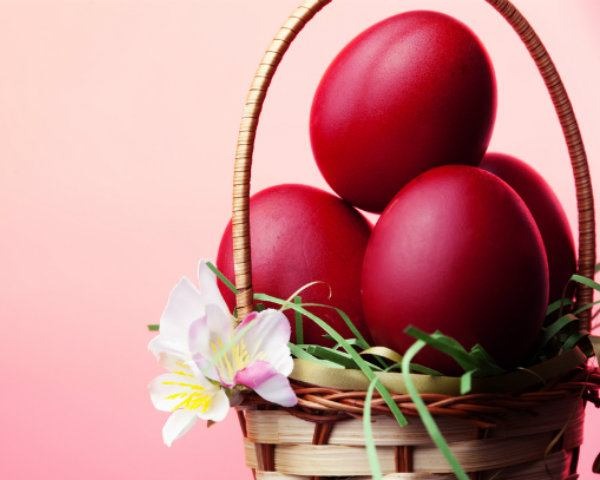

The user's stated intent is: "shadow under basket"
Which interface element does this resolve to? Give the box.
[226,0,600,479]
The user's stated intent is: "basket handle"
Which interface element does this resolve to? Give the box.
[231,0,596,331]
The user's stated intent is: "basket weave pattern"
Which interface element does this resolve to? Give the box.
[238,372,600,478]
[229,0,599,478]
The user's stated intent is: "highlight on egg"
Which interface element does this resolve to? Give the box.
[310,10,497,213]
[361,165,549,374]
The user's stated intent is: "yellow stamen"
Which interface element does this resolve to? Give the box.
[211,338,253,380]
[173,392,212,412]
[162,380,205,390]
[162,378,212,413]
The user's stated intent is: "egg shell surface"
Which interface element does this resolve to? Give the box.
[217,184,372,345]
[361,165,549,373]
[310,10,497,213]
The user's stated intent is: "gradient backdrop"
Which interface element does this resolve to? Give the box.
[1,1,599,478]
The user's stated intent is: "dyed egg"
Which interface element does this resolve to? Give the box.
[480,153,576,303]
[310,11,496,213]
[361,166,548,374]
[217,184,372,345]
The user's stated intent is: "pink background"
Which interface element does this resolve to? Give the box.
[1,0,598,478]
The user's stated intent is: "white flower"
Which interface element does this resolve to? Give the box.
[148,261,297,447]
[148,261,229,362]
[190,306,297,408]
[149,359,229,446]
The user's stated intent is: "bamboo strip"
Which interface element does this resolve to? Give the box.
[481,451,569,479]
[256,473,307,480]
[352,451,567,479]
[245,397,583,446]
[491,398,582,438]
[248,443,571,478]
[562,409,585,451]
[246,410,474,446]
[245,430,565,476]
[412,433,556,473]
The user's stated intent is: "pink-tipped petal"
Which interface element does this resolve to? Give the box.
[238,311,259,328]
[234,360,274,389]
[235,361,297,408]
[236,309,293,376]
[254,373,297,408]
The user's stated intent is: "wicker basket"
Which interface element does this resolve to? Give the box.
[228,0,600,478]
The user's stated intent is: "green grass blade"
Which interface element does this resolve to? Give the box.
[402,340,469,480]
[405,326,478,372]
[361,347,442,376]
[546,298,573,316]
[571,274,600,291]
[305,345,383,371]
[255,292,407,427]
[562,331,588,351]
[304,345,357,369]
[573,300,600,315]
[460,370,474,395]
[294,296,304,345]
[206,261,238,294]
[288,343,343,369]
[363,377,383,480]
[467,344,505,375]
[539,314,578,349]
[300,302,370,349]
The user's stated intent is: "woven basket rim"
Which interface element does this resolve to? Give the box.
[287,347,590,396]
[240,366,600,421]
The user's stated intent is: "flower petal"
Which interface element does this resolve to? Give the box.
[151,277,205,356]
[188,315,216,379]
[197,260,230,315]
[155,351,194,373]
[207,304,234,344]
[253,374,297,408]
[197,387,230,422]
[234,360,274,389]
[235,361,297,408]
[189,304,234,353]
[148,372,213,413]
[189,304,240,387]
[189,304,236,382]
[237,309,294,376]
[162,409,198,447]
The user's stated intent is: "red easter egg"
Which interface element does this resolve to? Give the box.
[361,166,548,374]
[480,153,576,303]
[217,184,372,345]
[310,11,496,213]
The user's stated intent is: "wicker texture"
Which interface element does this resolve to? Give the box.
[229,0,598,478]
[238,371,600,478]
[240,391,587,478]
